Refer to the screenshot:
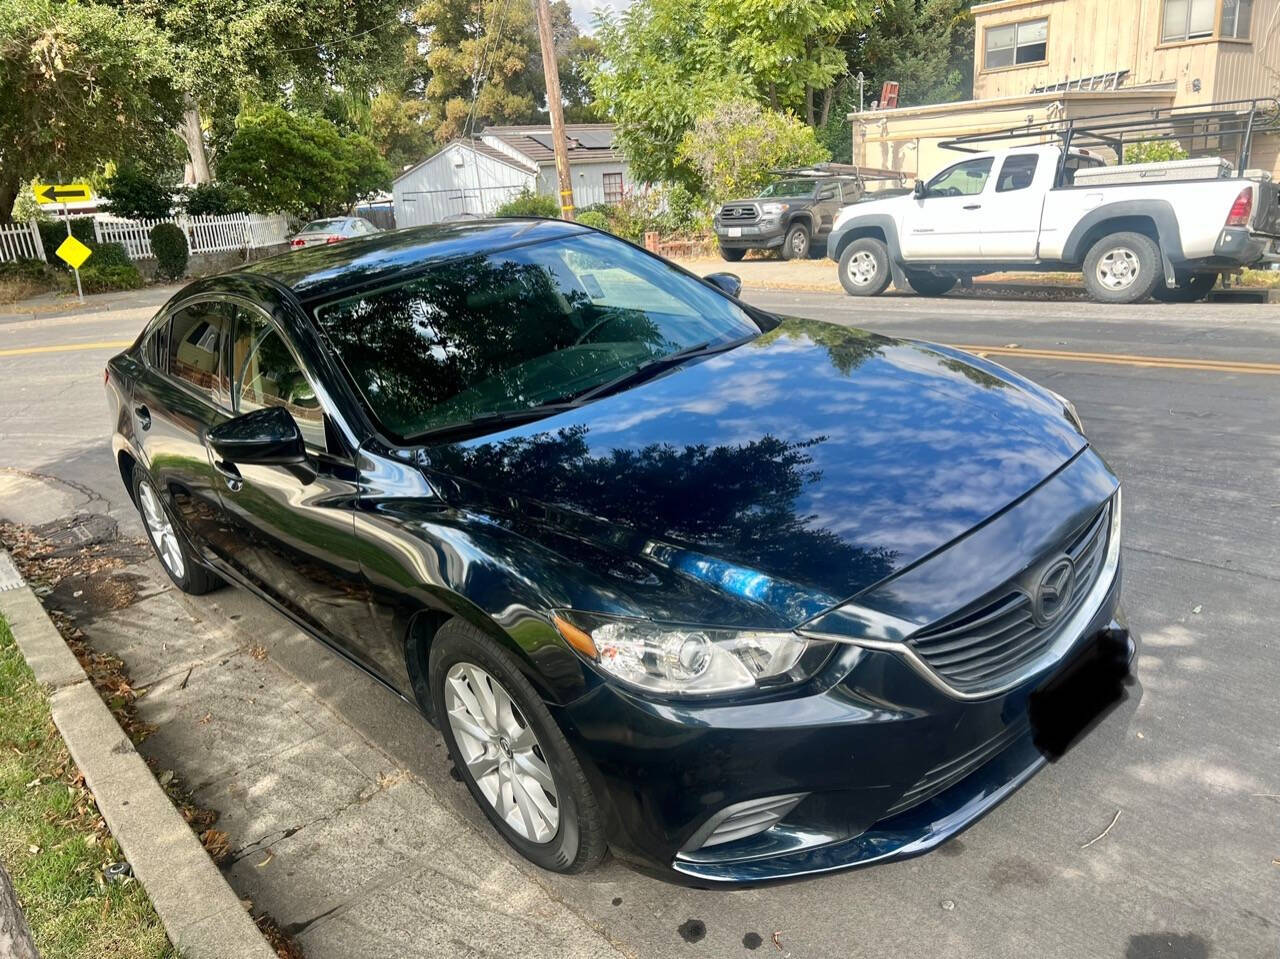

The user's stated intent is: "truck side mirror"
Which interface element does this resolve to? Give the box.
[913,179,927,199]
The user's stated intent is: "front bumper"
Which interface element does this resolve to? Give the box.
[714,221,786,250]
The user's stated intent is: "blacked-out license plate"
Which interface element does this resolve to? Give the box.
[1028,629,1132,760]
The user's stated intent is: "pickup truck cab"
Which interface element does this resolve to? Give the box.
[828,144,1280,303]
[714,176,863,261]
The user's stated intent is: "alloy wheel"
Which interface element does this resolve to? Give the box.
[847,251,879,287]
[138,480,185,580]
[1096,248,1140,291]
[444,662,560,843]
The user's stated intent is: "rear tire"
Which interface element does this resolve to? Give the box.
[904,272,957,297]
[718,246,746,262]
[838,237,892,296]
[1152,272,1217,302]
[1082,231,1161,304]
[131,467,222,595]
[781,223,811,261]
[430,619,607,874]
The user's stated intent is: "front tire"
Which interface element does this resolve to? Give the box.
[132,468,222,595]
[430,619,607,874]
[781,223,811,261]
[838,237,892,296]
[1152,272,1217,302]
[904,271,957,297]
[718,246,745,262]
[1082,231,1161,304]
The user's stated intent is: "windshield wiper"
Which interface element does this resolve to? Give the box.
[411,401,581,443]
[564,335,753,406]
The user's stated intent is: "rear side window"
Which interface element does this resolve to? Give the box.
[167,302,232,401]
[996,155,1039,192]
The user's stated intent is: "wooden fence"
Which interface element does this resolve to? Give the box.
[0,222,45,262]
[0,213,290,264]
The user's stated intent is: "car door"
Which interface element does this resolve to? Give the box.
[129,299,236,559]
[813,182,842,237]
[899,157,994,260]
[206,302,391,679]
[979,153,1046,259]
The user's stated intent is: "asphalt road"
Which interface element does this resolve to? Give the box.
[1,284,1278,958]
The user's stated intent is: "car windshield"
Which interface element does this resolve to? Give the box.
[301,219,344,234]
[759,180,816,198]
[312,232,761,440]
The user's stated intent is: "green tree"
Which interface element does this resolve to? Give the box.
[218,105,391,218]
[101,164,176,220]
[0,0,182,222]
[1123,140,1187,164]
[678,99,829,202]
[371,92,437,174]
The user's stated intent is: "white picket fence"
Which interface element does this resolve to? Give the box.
[94,213,291,259]
[0,221,45,262]
[0,212,291,264]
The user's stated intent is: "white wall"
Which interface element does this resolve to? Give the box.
[536,160,637,208]
[393,143,534,226]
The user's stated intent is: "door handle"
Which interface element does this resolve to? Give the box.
[134,405,151,431]
[963,204,982,210]
[213,459,243,492]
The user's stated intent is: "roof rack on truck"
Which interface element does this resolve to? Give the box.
[937,97,1280,179]
[769,162,908,186]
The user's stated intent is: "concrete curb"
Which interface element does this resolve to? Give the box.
[0,551,275,959]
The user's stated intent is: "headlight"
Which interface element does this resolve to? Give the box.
[760,202,789,217]
[1047,388,1084,434]
[553,612,834,696]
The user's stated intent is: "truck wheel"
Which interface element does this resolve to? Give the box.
[1083,232,1161,304]
[719,247,745,262]
[904,272,957,297]
[781,224,811,261]
[838,238,892,296]
[1152,272,1217,303]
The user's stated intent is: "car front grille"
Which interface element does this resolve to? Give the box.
[885,718,1030,817]
[719,204,759,222]
[906,501,1112,695]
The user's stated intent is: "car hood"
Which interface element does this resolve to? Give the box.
[422,317,1087,628]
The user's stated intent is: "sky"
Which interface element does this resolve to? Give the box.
[568,0,630,33]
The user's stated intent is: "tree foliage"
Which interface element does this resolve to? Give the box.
[678,100,829,203]
[101,164,175,220]
[183,181,250,216]
[1123,140,1188,164]
[0,0,182,222]
[218,105,392,218]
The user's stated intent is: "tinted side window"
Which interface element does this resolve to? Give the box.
[229,308,327,450]
[167,303,232,400]
[996,155,1039,192]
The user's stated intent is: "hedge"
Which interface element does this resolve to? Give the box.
[150,223,188,280]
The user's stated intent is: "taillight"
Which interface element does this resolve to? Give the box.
[103,367,110,386]
[325,235,343,244]
[1226,187,1252,227]
[291,238,305,247]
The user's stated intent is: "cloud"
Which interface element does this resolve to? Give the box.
[568,0,631,33]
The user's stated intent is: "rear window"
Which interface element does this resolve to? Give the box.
[301,219,344,234]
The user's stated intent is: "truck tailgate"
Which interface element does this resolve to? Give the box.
[1255,180,1280,236]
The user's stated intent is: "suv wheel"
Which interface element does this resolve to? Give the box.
[781,224,811,261]
[719,247,746,262]
[1083,231,1161,303]
[904,272,957,297]
[1152,272,1217,303]
[838,237,892,296]
[430,618,607,874]
[132,467,222,595]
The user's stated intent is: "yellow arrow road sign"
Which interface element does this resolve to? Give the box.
[34,182,93,204]
[55,235,93,270]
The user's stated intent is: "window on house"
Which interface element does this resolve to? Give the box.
[985,18,1048,68]
[1161,0,1216,41]
[603,172,624,203]
[1219,0,1252,38]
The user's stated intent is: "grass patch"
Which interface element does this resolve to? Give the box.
[0,615,173,959]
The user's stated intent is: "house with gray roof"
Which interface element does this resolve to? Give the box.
[391,124,637,226]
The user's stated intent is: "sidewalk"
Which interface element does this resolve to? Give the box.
[0,284,180,324]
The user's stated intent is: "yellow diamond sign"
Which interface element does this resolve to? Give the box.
[55,235,92,270]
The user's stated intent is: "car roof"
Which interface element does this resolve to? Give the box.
[240,218,589,302]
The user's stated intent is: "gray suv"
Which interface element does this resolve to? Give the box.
[714,177,861,261]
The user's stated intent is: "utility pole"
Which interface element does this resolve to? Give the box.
[533,0,575,220]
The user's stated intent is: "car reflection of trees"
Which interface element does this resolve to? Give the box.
[317,255,671,436]
[430,424,897,601]
[753,317,889,376]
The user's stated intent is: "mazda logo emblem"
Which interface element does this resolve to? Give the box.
[1033,557,1075,626]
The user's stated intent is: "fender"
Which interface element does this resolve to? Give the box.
[1060,199,1186,271]
[786,209,817,236]
[827,214,910,289]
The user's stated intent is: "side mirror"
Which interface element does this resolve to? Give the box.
[207,405,306,466]
[704,271,742,298]
[913,179,927,199]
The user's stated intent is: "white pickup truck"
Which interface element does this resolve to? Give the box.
[828,144,1280,303]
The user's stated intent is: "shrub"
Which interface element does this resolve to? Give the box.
[101,164,175,220]
[576,210,611,232]
[184,181,250,216]
[0,259,63,302]
[494,189,560,218]
[78,262,143,293]
[150,223,188,279]
[84,242,133,269]
[38,219,96,264]
[1123,140,1188,165]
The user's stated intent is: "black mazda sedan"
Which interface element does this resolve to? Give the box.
[106,219,1134,883]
